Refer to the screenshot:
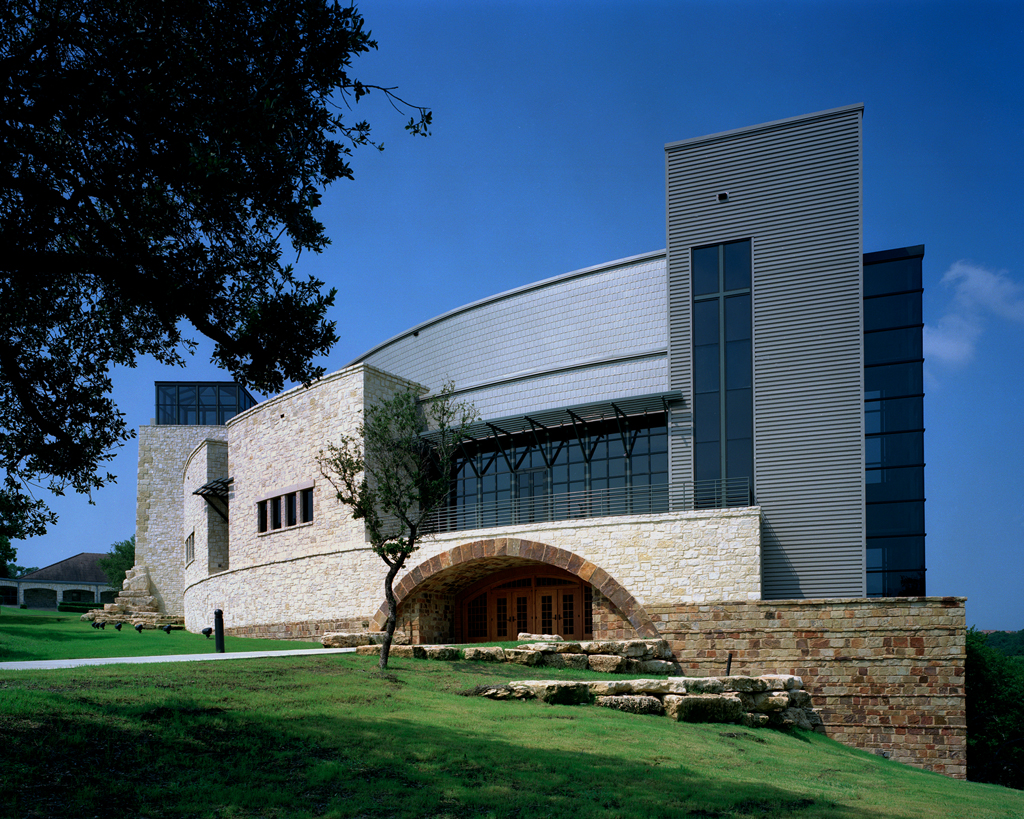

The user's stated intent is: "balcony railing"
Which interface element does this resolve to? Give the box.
[426,477,752,534]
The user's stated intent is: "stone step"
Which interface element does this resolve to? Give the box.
[83,611,186,629]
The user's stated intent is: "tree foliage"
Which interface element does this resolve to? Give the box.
[318,384,475,669]
[98,534,135,590]
[967,627,1024,789]
[0,0,430,539]
[982,630,1024,657]
[0,534,15,578]
[4,562,39,578]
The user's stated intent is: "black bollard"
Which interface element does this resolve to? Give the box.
[726,652,733,676]
[214,609,225,654]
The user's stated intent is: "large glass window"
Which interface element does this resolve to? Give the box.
[445,414,668,531]
[692,239,752,503]
[155,382,258,426]
[863,248,926,597]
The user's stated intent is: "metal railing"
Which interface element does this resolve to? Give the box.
[426,477,752,534]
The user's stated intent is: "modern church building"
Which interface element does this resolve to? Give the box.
[131,105,962,776]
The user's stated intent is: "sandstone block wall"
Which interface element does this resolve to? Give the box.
[183,507,760,634]
[183,365,423,630]
[137,424,228,615]
[647,596,966,778]
[417,508,762,607]
[183,439,229,592]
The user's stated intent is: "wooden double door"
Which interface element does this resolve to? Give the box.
[457,566,592,643]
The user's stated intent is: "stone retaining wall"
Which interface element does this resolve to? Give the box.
[470,675,821,732]
[648,597,966,778]
[351,637,679,675]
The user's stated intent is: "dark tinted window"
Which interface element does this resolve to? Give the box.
[867,569,925,597]
[724,240,751,290]
[863,257,922,297]
[865,397,923,434]
[866,501,925,537]
[155,382,258,425]
[864,293,922,332]
[866,431,924,469]
[864,327,923,365]
[867,536,925,570]
[866,466,925,503]
[692,245,719,296]
[865,363,923,399]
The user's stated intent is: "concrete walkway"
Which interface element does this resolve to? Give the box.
[0,647,355,671]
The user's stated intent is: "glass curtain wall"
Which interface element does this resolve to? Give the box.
[444,415,668,532]
[156,382,258,425]
[863,248,926,596]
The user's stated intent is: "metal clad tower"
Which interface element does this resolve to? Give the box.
[666,105,865,598]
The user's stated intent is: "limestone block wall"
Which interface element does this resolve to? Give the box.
[136,424,228,615]
[182,365,423,630]
[183,440,229,591]
[184,507,759,634]
[418,508,762,609]
[648,597,966,778]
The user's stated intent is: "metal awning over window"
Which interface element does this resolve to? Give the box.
[193,478,233,522]
[422,390,683,444]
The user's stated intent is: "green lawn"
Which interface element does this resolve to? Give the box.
[2,609,1022,819]
[0,606,313,662]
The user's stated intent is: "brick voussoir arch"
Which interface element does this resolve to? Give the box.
[370,538,659,639]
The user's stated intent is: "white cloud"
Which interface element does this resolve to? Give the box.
[924,261,1024,366]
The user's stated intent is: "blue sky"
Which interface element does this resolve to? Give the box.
[17,0,1024,630]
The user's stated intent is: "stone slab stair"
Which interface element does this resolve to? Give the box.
[81,566,185,629]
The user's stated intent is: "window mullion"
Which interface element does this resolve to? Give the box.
[718,245,728,480]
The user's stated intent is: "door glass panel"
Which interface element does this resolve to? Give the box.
[496,596,508,638]
[562,593,575,636]
[540,594,553,634]
[516,595,529,636]
[467,593,488,641]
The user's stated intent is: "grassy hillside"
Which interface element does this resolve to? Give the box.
[2,616,1023,818]
[0,607,310,661]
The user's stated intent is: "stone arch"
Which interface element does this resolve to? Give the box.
[370,538,659,639]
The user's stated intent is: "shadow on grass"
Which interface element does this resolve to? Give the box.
[1,667,892,819]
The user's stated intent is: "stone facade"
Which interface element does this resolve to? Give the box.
[648,596,966,778]
[179,365,760,635]
[137,423,228,614]
[182,365,423,631]
[183,439,229,587]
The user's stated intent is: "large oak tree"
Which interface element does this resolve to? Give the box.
[0,0,430,540]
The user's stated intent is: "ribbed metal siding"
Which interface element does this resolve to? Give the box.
[665,105,865,598]
[355,253,669,418]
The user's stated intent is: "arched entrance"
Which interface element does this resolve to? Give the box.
[455,565,592,642]
[372,538,661,644]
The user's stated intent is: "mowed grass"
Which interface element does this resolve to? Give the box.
[2,653,1022,819]
[0,607,312,661]
[2,609,1022,819]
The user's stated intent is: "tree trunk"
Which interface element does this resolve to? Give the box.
[378,561,402,670]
